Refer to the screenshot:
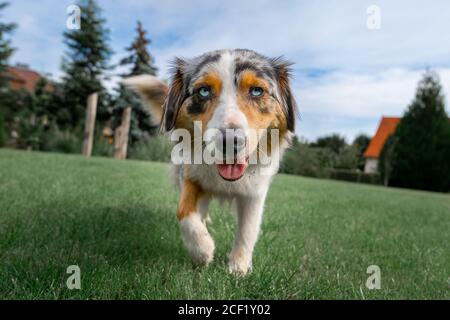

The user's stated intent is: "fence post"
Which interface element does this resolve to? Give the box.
[82,93,98,157]
[114,107,131,160]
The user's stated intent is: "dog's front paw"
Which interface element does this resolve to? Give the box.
[180,214,215,266]
[187,231,215,266]
[228,250,252,275]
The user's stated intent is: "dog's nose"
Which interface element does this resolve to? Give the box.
[222,135,245,157]
[216,128,246,159]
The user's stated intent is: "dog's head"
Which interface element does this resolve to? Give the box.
[126,49,297,181]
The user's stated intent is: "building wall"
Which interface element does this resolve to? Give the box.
[364,158,379,174]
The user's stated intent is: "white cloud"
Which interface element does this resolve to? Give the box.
[298,69,421,119]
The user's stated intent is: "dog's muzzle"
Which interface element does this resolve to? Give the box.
[214,128,249,181]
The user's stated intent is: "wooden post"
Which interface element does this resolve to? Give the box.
[82,93,98,157]
[114,107,132,160]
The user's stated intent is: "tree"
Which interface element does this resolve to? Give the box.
[0,2,16,146]
[353,134,371,170]
[378,135,396,186]
[311,134,347,154]
[0,107,4,147]
[119,21,158,76]
[14,78,54,150]
[389,71,450,192]
[113,21,159,145]
[61,0,112,129]
[0,2,15,81]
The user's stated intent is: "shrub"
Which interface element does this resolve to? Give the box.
[331,169,381,185]
[360,172,382,185]
[280,141,335,178]
[15,109,46,150]
[92,129,114,157]
[0,105,5,147]
[40,125,82,154]
[128,135,172,162]
[334,145,359,170]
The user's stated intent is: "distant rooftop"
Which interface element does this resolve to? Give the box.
[3,65,53,93]
[364,117,401,159]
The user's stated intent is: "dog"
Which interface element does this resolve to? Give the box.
[124,49,297,275]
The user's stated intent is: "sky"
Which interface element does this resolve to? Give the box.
[4,0,450,142]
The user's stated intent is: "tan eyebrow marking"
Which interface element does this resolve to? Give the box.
[238,70,270,93]
[193,72,222,96]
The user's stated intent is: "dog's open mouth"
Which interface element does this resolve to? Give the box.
[216,157,249,181]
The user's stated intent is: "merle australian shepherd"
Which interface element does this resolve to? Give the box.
[125,49,297,275]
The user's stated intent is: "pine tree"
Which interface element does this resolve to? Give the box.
[61,0,112,129]
[353,134,371,170]
[389,71,450,192]
[0,2,16,146]
[120,21,158,76]
[113,21,159,145]
[0,2,15,79]
[378,135,396,186]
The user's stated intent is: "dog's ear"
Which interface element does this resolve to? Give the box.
[163,57,189,131]
[271,58,297,132]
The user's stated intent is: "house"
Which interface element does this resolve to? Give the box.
[364,117,401,173]
[2,64,53,93]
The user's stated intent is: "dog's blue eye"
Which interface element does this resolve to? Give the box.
[250,87,264,97]
[198,87,211,98]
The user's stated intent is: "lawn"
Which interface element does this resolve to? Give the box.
[0,148,449,299]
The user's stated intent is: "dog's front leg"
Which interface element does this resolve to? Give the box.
[229,194,266,275]
[177,178,214,266]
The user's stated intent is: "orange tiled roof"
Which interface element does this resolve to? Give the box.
[364,117,401,159]
[3,66,53,92]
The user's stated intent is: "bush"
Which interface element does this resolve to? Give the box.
[128,135,172,162]
[40,125,82,154]
[0,105,5,147]
[280,141,335,178]
[15,111,45,150]
[92,128,114,157]
[331,169,381,185]
[334,145,359,170]
[360,172,382,185]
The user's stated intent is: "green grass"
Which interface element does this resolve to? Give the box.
[0,148,449,299]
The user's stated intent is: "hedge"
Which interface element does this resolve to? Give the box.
[330,169,381,185]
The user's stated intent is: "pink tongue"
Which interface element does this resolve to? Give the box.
[217,163,247,181]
